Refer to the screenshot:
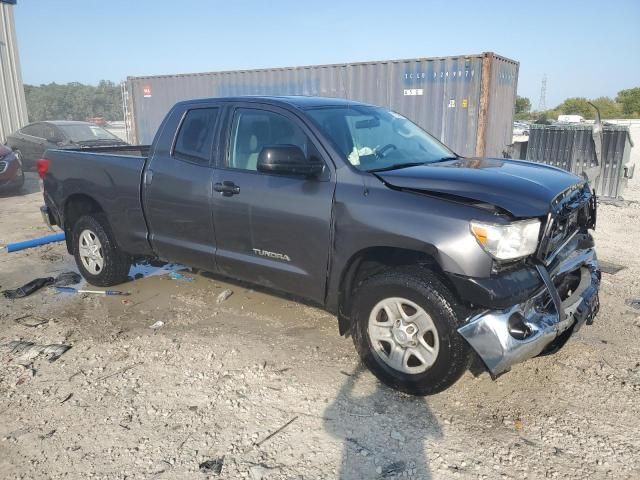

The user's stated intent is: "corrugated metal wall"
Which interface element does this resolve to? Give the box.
[483,54,519,158]
[125,52,518,158]
[0,2,27,143]
[524,124,634,199]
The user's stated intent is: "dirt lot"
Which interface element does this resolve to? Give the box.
[1,171,639,480]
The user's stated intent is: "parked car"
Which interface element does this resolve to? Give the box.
[0,144,24,193]
[5,120,128,169]
[513,121,530,136]
[39,96,600,395]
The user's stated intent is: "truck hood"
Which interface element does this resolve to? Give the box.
[375,157,583,218]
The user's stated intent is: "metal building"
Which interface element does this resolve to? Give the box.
[0,0,27,143]
[124,52,518,157]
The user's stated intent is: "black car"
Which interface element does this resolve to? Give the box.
[0,144,24,193]
[5,120,127,169]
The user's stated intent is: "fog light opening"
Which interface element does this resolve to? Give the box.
[508,313,532,340]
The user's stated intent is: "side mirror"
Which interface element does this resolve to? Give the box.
[257,145,324,178]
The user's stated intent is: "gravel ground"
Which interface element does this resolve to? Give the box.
[0,171,639,480]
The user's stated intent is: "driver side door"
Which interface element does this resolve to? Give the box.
[211,104,336,303]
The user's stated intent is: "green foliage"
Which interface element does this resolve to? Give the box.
[589,97,622,119]
[24,81,123,122]
[515,96,531,114]
[556,97,593,118]
[616,87,640,116]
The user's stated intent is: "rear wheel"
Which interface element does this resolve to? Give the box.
[72,214,131,286]
[351,267,471,395]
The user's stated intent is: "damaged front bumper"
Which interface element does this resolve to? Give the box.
[458,233,600,376]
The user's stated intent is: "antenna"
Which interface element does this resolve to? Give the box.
[538,74,547,111]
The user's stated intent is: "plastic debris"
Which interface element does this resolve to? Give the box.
[13,314,48,328]
[5,232,66,253]
[625,298,640,310]
[169,271,194,282]
[2,277,53,299]
[53,271,82,287]
[2,271,81,299]
[216,289,233,304]
[199,457,224,475]
[149,320,164,330]
[0,340,71,363]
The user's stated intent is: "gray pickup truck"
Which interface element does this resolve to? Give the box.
[40,96,600,395]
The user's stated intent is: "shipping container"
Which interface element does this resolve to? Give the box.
[522,124,634,199]
[0,2,28,143]
[124,52,518,157]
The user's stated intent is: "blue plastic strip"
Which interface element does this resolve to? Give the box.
[6,232,66,253]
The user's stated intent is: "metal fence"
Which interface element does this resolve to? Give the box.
[523,124,634,199]
[124,52,518,158]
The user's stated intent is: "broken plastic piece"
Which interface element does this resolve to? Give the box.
[168,271,193,282]
[149,320,164,330]
[1,272,82,299]
[216,289,233,304]
[199,457,224,475]
[625,298,640,310]
[0,340,71,363]
[2,277,53,299]
[53,271,82,287]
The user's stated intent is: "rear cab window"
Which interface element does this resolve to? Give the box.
[173,108,219,165]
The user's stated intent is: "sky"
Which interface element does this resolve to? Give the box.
[12,0,640,107]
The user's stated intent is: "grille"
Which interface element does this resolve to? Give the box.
[537,185,594,263]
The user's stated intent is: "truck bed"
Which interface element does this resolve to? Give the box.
[43,145,153,256]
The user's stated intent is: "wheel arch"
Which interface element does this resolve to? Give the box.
[335,246,459,336]
[63,194,106,254]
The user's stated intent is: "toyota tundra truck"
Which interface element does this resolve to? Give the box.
[39,96,600,395]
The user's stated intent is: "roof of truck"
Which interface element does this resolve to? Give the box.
[176,95,372,110]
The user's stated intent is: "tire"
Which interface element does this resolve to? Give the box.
[72,213,131,287]
[351,267,471,395]
[8,160,24,193]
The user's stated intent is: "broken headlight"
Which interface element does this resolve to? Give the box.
[470,219,541,261]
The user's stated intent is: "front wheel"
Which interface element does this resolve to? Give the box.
[72,214,131,286]
[351,267,471,395]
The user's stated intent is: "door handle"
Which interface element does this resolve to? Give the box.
[214,181,240,196]
[144,169,154,185]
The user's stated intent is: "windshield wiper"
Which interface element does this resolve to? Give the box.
[367,162,426,173]
[431,155,459,163]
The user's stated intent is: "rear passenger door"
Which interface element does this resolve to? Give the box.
[143,104,221,271]
[211,104,335,303]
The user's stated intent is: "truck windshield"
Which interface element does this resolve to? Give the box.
[306,105,456,172]
[60,124,119,143]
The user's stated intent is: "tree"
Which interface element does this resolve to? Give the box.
[24,81,123,122]
[616,88,640,116]
[556,97,593,118]
[515,96,531,114]
[589,96,622,119]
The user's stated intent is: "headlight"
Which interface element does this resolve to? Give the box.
[470,219,541,261]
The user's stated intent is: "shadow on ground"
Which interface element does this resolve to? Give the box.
[325,366,442,479]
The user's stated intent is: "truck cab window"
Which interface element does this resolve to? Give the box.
[229,109,307,171]
[173,108,219,165]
